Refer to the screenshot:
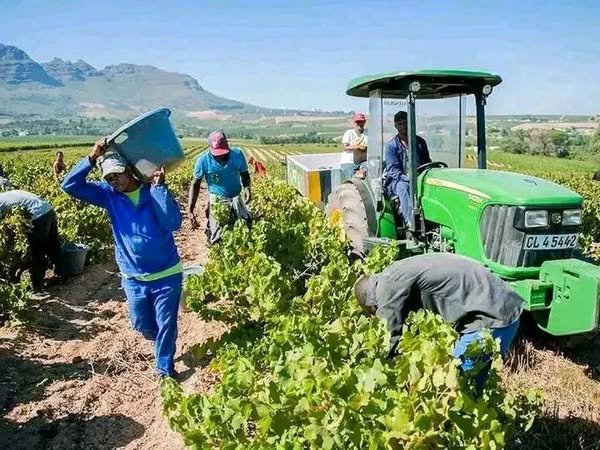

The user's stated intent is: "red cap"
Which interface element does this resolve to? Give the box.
[208,131,230,156]
[353,112,366,123]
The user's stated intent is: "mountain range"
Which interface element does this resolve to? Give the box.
[0,42,285,119]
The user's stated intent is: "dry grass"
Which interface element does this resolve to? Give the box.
[504,328,600,450]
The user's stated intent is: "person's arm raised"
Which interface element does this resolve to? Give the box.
[61,139,109,208]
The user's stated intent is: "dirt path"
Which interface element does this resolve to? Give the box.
[0,189,223,450]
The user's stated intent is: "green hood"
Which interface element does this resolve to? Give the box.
[422,169,583,206]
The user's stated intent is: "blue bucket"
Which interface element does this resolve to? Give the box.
[106,108,185,181]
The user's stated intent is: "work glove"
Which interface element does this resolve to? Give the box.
[242,187,252,204]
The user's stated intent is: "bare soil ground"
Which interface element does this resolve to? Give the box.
[0,190,225,450]
[1,188,600,449]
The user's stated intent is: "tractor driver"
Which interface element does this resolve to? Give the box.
[353,253,523,391]
[383,111,431,229]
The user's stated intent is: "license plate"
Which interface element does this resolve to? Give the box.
[523,233,578,250]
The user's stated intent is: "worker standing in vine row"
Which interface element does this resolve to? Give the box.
[188,131,252,245]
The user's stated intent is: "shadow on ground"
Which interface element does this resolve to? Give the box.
[18,267,122,342]
[0,348,93,413]
[0,348,127,415]
[514,314,600,382]
[0,412,144,450]
[509,415,600,450]
[22,297,111,341]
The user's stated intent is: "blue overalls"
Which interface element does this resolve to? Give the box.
[62,157,183,376]
[383,135,431,228]
[453,318,521,393]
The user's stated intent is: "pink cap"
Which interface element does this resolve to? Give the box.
[353,112,366,123]
[208,131,230,156]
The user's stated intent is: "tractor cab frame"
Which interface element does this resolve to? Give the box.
[346,70,502,245]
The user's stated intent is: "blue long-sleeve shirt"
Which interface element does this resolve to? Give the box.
[383,135,431,196]
[61,157,182,278]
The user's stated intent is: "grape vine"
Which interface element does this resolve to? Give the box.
[161,176,542,449]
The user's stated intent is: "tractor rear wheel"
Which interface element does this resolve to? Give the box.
[325,182,369,258]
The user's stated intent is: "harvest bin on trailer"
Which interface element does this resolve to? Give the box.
[286,153,348,206]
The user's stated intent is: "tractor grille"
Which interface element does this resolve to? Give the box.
[480,205,574,267]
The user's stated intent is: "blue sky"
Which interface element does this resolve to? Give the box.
[1,0,599,114]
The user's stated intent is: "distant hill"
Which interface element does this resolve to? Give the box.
[0,42,299,119]
[0,43,62,86]
[42,58,103,81]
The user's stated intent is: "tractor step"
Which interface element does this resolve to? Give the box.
[362,236,399,253]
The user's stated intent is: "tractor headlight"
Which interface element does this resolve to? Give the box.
[524,210,548,228]
[482,84,493,95]
[562,209,582,226]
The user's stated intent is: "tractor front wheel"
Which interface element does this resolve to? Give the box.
[325,182,369,258]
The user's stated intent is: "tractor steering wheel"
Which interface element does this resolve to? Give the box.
[416,161,448,174]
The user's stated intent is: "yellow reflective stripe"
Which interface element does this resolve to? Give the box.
[134,261,183,282]
[425,178,490,199]
[307,171,321,203]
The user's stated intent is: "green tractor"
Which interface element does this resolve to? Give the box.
[286,69,600,339]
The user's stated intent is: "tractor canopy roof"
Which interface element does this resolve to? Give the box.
[346,69,502,99]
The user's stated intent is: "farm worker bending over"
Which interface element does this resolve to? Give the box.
[383,111,431,228]
[61,140,183,378]
[340,112,368,179]
[188,131,251,245]
[354,253,523,391]
[0,187,63,290]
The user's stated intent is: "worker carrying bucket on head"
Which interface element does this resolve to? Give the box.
[353,253,523,394]
[61,139,183,379]
[188,131,252,246]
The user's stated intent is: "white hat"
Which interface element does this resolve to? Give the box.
[97,152,128,179]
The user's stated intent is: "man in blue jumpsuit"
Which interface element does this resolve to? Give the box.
[383,111,431,229]
[61,140,183,378]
